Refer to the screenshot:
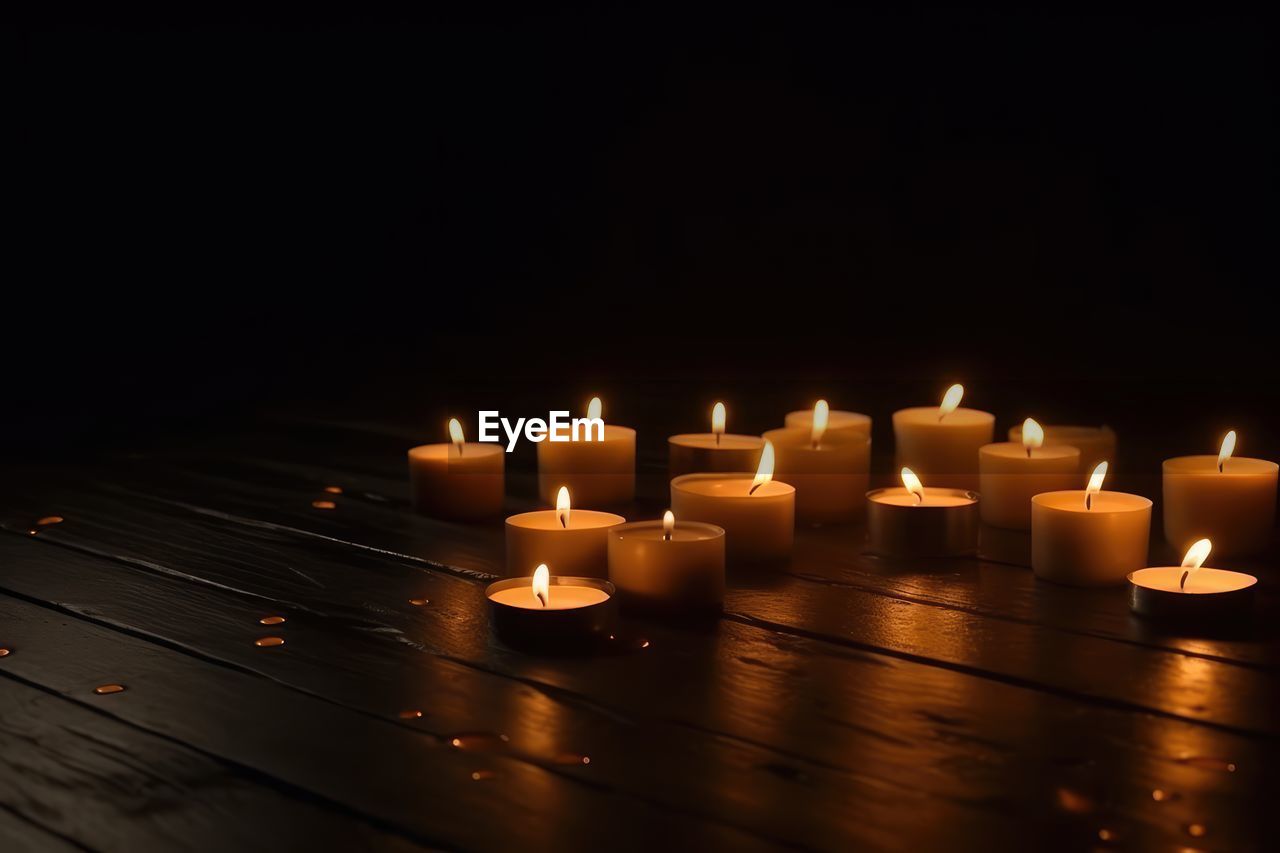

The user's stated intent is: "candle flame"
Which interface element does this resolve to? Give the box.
[556,486,571,528]
[749,440,775,495]
[901,467,924,505]
[812,399,829,448]
[532,563,549,607]
[1179,538,1212,591]
[448,418,465,456]
[711,402,725,442]
[1022,418,1044,456]
[1217,430,1236,473]
[939,384,964,420]
[1084,461,1108,510]
[663,509,674,541]
[587,396,602,421]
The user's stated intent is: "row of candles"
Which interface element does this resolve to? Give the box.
[408,391,1276,648]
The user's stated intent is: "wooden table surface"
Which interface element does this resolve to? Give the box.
[2,414,1276,852]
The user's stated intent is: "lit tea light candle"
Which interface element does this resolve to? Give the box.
[978,418,1080,530]
[505,486,625,578]
[784,399,871,438]
[668,401,765,478]
[1008,423,1116,475]
[893,383,995,490]
[1128,539,1257,624]
[866,467,979,557]
[763,401,871,525]
[408,418,505,520]
[608,510,726,612]
[1032,462,1152,586]
[669,441,796,568]
[486,563,617,651]
[537,396,636,506]
[1163,430,1278,557]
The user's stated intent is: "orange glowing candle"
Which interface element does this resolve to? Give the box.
[536,396,636,507]
[978,418,1080,530]
[668,401,765,478]
[408,417,505,520]
[1163,430,1278,558]
[505,486,625,578]
[893,384,995,490]
[1031,462,1152,586]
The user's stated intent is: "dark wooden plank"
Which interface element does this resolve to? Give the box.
[0,671,428,853]
[0,805,82,853]
[0,593,768,852]
[1,508,1270,848]
[23,463,1276,737]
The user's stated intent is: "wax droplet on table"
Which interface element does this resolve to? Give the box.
[1178,756,1236,772]
[1151,789,1168,801]
[551,752,591,766]
[311,500,336,510]
[0,648,11,658]
[259,615,287,625]
[255,636,285,647]
[398,709,423,720]
[1055,787,1094,814]
[470,770,497,781]
[323,486,343,494]
[27,529,38,536]
[1186,824,1206,838]
[449,732,510,751]
[94,684,126,695]
[37,516,64,526]
[1097,828,1116,843]
[409,598,430,606]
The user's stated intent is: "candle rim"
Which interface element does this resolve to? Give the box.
[409,442,505,459]
[1009,423,1115,438]
[785,408,872,422]
[762,426,870,450]
[893,406,995,423]
[670,471,796,498]
[485,575,614,608]
[505,509,627,530]
[1032,489,1152,512]
[667,432,766,448]
[1163,455,1278,475]
[611,518,725,540]
[980,441,1079,460]
[866,486,978,506]
[1127,566,1257,593]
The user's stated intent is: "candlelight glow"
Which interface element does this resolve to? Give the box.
[939,384,964,420]
[663,510,675,541]
[812,399,829,448]
[556,486,571,528]
[532,563,549,607]
[1179,538,1212,591]
[1022,418,1044,456]
[587,396,602,421]
[749,440,775,495]
[449,418,465,455]
[1217,430,1236,473]
[1085,460,1108,510]
[901,467,924,505]
[712,402,726,441]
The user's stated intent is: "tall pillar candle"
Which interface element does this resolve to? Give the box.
[408,418,505,520]
[892,384,994,491]
[536,397,635,506]
[1163,431,1277,557]
[978,418,1080,530]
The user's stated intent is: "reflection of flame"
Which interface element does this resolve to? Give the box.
[556,486,571,528]
[449,418,465,456]
[939,384,964,420]
[663,510,674,541]
[1022,417,1044,456]
[812,399,829,448]
[533,564,549,607]
[1085,461,1108,510]
[712,402,725,444]
[587,396,602,421]
[1217,430,1236,473]
[901,467,924,505]
[1179,538,1212,591]
[749,441,775,495]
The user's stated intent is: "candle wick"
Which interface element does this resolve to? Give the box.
[913,493,922,506]
[1179,570,1190,591]
[1026,446,1032,459]
[559,516,567,529]
[536,591,547,607]
[715,433,720,446]
[663,531,671,542]
[1086,493,1092,511]
[457,443,463,458]
[1218,461,1224,473]
[748,482,763,496]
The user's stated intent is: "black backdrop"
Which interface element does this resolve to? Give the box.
[14,7,1277,463]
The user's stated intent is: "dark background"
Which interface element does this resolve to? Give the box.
[14,7,1277,465]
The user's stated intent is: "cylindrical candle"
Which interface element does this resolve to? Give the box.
[537,423,636,507]
[608,515,725,612]
[408,420,505,520]
[1128,567,1257,623]
[762,426,870,524]
[978,441,1079,530]
[1163,449,1277,558]
[486,571,617,652]
[668,401,764,478]
[505,495,625,578]
[866,484,979,558]
[784,408,871,438]
[892,386,994,490]
[1031,490,1152,586]
[670,473,794,568]
[1008,424,1116,475]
